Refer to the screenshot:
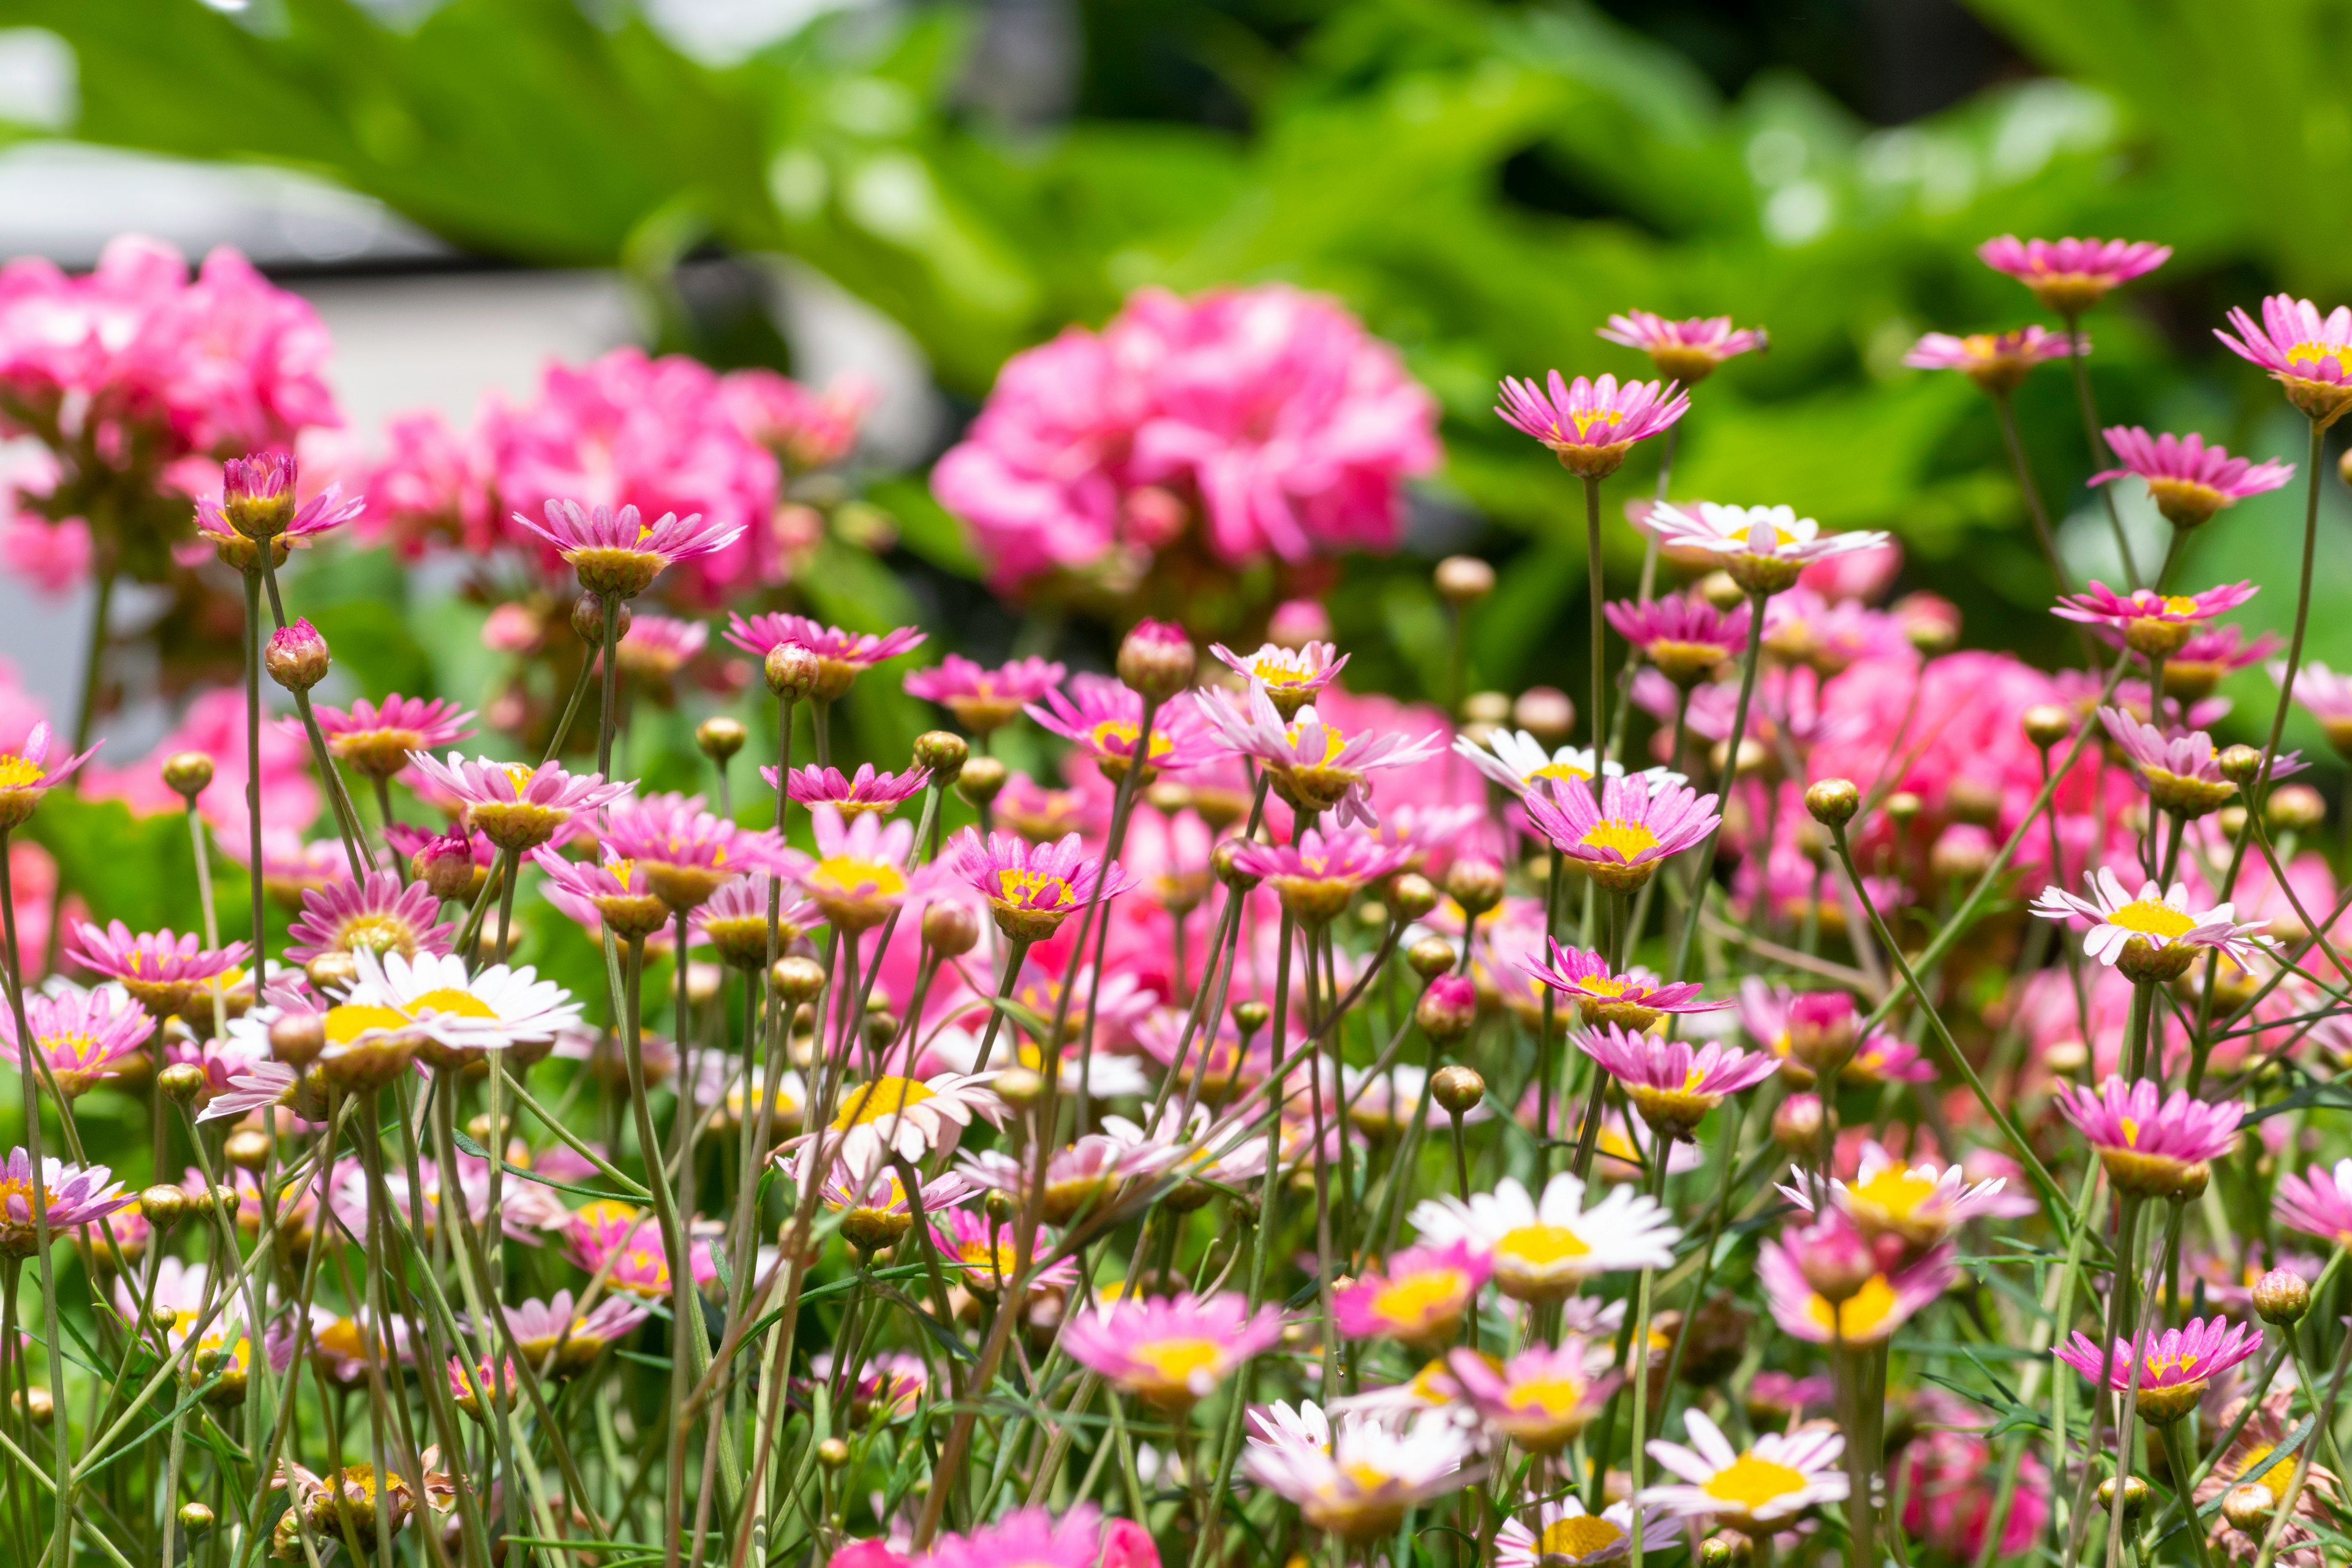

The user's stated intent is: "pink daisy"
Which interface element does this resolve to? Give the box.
[2272,660,2352,756]
[514,498,745,600]
[611,613,709,684]
[902,654,1066,735]
[724,611,926,702]
[2056,1315,2263,1424]
[530,846,674,942]
[1521,771,1721,894]
[2032,867,2267,980]
[65,921,249,1018]
[1977,235,2171,314]
[0,985,153,1098]
[1603,594,1751,687]
[1577,1022,1778,1139]
[1209,639,1349,718]
[0,721,96,829]
[1444,1341,1619,1454]
[1332,1242,1490,1351]
[1058,1292,1285,1412]
[791,804,918,933]
[1494,371,1689,478]
[597,791,793,911]
[285,870,457,965]
[2054,1076,2243,1198]
[1027,673,1221,784]
[921,1507,1107,1568]
[0,1148,133,1256]
[2094,707,2263,818]
[1190,680,1442,826]
[1227,826,1415,925]
[774,763,930,821]
[1758,1215,1956,1346]
[2275,1159,2352,1250]
[312,695,476,783]
[2092,428,2294,530]
[1904,326,2082,394]
[195,451,366,564]
[2162,625,2278,700]
[1643,502,1890,597]
[929,1207,1079,1295]
[1596,311,1767,383]
[404,753,631,854]
[1518,941,1726,1031]
[2053,579,2257,658]
[2216,295,2352,424]
[947,827,1134,942]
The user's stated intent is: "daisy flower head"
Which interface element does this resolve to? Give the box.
[530,845,674,941]
[1494,371,1689,480]
[611,612,708,685]
[1640,1408,1848,1531]
[690,873,820,971]
[2217,295,2352,425]
[1978,235,2171,314]
[1227,826,1414,925]
[1332,1242,1491,1351]
[812,1349,929,1425]
[2275,1158,2352,1248]
[1455,729,1623,801]
[921,1506,1106,1568]
[1604,594,1752,687]
[1192,682,1442,825]
[345,948,582,1063]
[64,921,249,1019]
[1408,1172,1679,1303]
[0,984,153,1098]
[1243,1403,1478,1541]
[491,1291,649,1375]
[1598,312,1766,383]
[0,721,95,829]
[312,695,475,782]
[1521,771,1720,894]
[1027,673,1219,785]
[777,763,929,821]
[1904,326,2081,396]
[1577,1023,1778,1140]
[1644,502,1890,597]
[2057,1315,2264,1425]
[814,1161,976,1254]
[2094,707,2242,818]
[2094,428,2294,531]
[1209,639,1349,718]
[514,498,744,599]
[197,452,366,569]
[405,753,630,854]
[565,1200,712,1299]
[826,1071,1006,1177]
[1496,1497,1647,1568]
[2274,660,2352,758]
[2055,1076,2242,1199]
[725,611,925,702]
[2163,624,2278,703]
[1444,1340,1620,1455]
[285,870,456,965]
[1058,1292,1286,1413]
[958,1118,1181,1224]
[1825,1142,2018,1250]
[2054,579,2257,658]
[598,790,793,911]
[1519,940,1727,1031]
[793,804,917,933]
[928,1207,1079,1295]
[949,827,1136,941]
[903,654,1066,735]
[1757,1216,1957,1345]
[0,1149,132,1256]
[2032,867,2267,984]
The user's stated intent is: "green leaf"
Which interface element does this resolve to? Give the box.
[21,793,213,938]
[449,1126,639,1204]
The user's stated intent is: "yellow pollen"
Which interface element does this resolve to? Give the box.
[2287,341,2352,375]
[1850,1169,1939,1218]
[1508,1374,1591,1419]
[2109,899,2196,938]
[1370,1269,1468,1326]
[1579,820,1660,861]
[1538,1516,1627,1560]
[1566,406,1626,440]
[1129,1337,1224,1386]
[500,764,537,795]
[40,1030,102,1065]
[1254,658,1312,687]
[336,914,418,956]
[1532,761,1594,785]
[1496,1224,1592,1268]
[2119,1117,2140,1147]
[1802,1274,1901,1339]
[831,1077,937,1129]
[1574,976,1630,998]
[997,869,1072,907]
[0,756,40,790]
[809,856,906,899]
[407,987,497,1020]
[325,1005,412,1044]
[2237,1443,2286,1485]
[2145,1351,2199,1380]
[1703,1453,1811,1512]
[2162,596,2199,616]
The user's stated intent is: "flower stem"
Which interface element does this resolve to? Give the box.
[2063,311,2141,588]
[1669,589,1766,984]
[0,829,69,1568]
[2256,419,2328,807]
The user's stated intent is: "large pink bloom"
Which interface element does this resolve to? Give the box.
[2217,295,2352,423]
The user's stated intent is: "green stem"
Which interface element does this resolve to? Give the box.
[1670,590,1766,982]
[2063,312,2141,588]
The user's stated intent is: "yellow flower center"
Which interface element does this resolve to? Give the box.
[2288,341,2352,375]
[831,1077,937,1129]
[325,1005,412,1044]
[40,1030,104,1066]
[2237,1442,2286,1485]
[1703,1453,1811,1512]
[1283,723,1352,765]
[997,868,1073,908]
[2162,595,2199,616]
[1801,1273,1901,1339]
[500,764,537,796]
[1579,820,1660,861]
[1496,1224,1591,1268]
[336,915,418,956]
[406,987,497,1020]
[1532,761,1594,785]
[0,755,40,790]
[1254,658,1314,688]
[1850,1169,1939,1219]
[808,856,906,899]
[2144,1350,2200,1381]
[1508,1375,1591,1419]
[2109,899,2196,938]
[1566,406,1626,440]
[1370,1269,1468,1326]
[1574,975,1630,998]
[1129,1336,1224,1386]
[1539,1516,1627,1559]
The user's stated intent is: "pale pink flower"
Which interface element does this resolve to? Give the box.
[2217,295,2352,423]
[1332,1242,1489,1349]
[0,984,152,1098]
[0,1148,134,1255]
[929,1207,1079,1294]
[2032,868,2267,973]
[724,611,926,701]
[2092,428,2294,529]
[404,753,630,854]
[285,870,456,964]
[1243,1403,1478,1540]
[66,921,249,1017]
[1757,1216,1957,1347]
[312,695,475,783]
[777,763,929,820]
[919,1507,1107,1568]
[1604,594,1750,686]
[2274,1159,2352,1248]
[1977,235,2170,312]
[1518,940,1725,1029]
[1030,674,1221,783]
[903,655,1065,735]
[0,719,94,829]
[1904,326,2082,393]
[1896,1393,2051,1559]
[1228,826,1414,924]
[2054,580,2256,657]
[611,613,709,684]
[1494,371,1687,478]
[791,805,918,933]
[1597,311,1766,382]
[1210,639,1348,716]
[1645,502,1890,589]
[1191,680,1442,826]
[1059,1292,1285,1411]
[515,499,744,600]
[1578,1022,1777,1139]
[1445,1341,1620,1453]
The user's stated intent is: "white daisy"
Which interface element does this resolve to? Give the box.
[1775,1140,2022,1248]
[1243,1402,1478,1542]
[1646,502,1887,568]
[2031,867,2268,973]
[1640,1409,1849,1530]
[348,949,584,1050]
[1497,1498,1649,1568]
[818,1071,1006,1177]
[1408,1172,1679,1303]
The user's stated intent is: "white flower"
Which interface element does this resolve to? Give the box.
[817,1071,1006,1177]
[1647,502,1888,566]
[1408,1172,1678,1302]
[1497,1498,1651,1568]
[1243,1403,1478,1540]
[1640,1409,1849,1529]
[2030,867,2268,968]
[348,949,583,1049]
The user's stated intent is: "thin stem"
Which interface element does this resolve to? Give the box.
[2062,311,2141,588]
[1584,475,1608,802]
[1669,589,1765,982]
[2256,420,2328,805]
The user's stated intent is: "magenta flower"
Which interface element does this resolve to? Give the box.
[1445,1341,1619,1454]
[0,985,153,1098]
[1758,1215,1956,1346]
[921,1507,1109,1568]
[1904,326,2081,394]
[2053,1076,2242,1198]
[1059,1292,1285,1412]
[1028,673,1221,785]
[1228,826,1415,925]
[531,847,673,942]
[902,654,1066,735]
[2217,295,2352,424]
[2275,660,2352,755]
[285,870,457,965]
[1495,371,1689,479]
[194,456,364,567]
[1518,940,1726,1030]
[609,613,709,684]
[719,366,870,472]
[2093,707,2254,818]
[0,1148,133,1256]
[2056,1315,2263,1424]
[2163,625,2277,700]
[1977,235,2171,314]
[1209,639,1349,718]
[1597,311,1766,383]
[2092,428,2294,530]
[599,791,794,911]
[2052,579,2257,658]
[948,827,1134,941]
[404,753,631,854]
[929,1207,1079,1295]
[515,498,744,601]
[0,721,96,830]
[724,611,926,702]
[993,773,1099,842]
[1604,594,1751,687]
[1577,1022,1777,1138]
[792,805,918,933]
[1332,1242,1490,1351]
[65,920,249,1019]
[1521,771,1721,894]
[2275,1159,2352,1248]
[312,695,476,783]
[1191,680,1442,825]
[774,763,929,821]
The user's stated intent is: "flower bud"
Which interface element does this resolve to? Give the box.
[2218,804,2250,841]
[1793,1213,1875,1303]
[1461,691,1512,726]
[2218,744,2267,784]
[2098,1475,2149,1520]
[771,956,828,1005]
[1388,873,1439,922]
[1512,686,1575,744]
[1416,975,1479,1042]
[1444,856,1506,918]
[1945,777,2002,827]
[956,756,1008,809]
[179,1502,215,1537]
[1407,936,1458,981]
[2253,1266,2312,1325]
[1929,824,1995,883]
[995,1066,1047,1111]
[265,1011,325,1069]
[1434,556,1496,605]
[2269,783,2328,833]
[1884,791,1921,826]
[156,1062,206,1104]
[910,730,968,786]
[140,1183,190,1229]
[696,717,747,763]
[1431,1063,1485,1116]
[1116,619,1196,700]
[264,619,331,693]
[1893,591,1960,654]
[221,452,296,539]
[1803,778,1859,829]
[984,1188,1020,1223]
[224,1128,271,1171]
[1698,1538,1746,1568]
[922,900,981,958]
[1697,571,1745,611]
[816,1437,851,1470]
[305,951,358,993]
[2221,1483,2275,1532]
[2173,1160,2211,1200]
[764,641,821,700]
[1232,998,1272,1035]
[1771,1093,1824,1152]
[412,833,480,901]
[2011,706,2071,753]
[1212,840,1262,890]
[2041,1037,2089,1077]
[572,591,630,645]
[13,1385,49,1426]
[162,751,216,800]
[1784,992,1859,1076]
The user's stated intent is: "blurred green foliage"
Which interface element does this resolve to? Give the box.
[7,0,2351,709]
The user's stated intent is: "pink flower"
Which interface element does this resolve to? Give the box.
[2276,660,2352,753]
[65,920,249,1017]
[903,655,1066,735]
[312,695,476,783]
[285,870,457,965]
[2054,1076,2242,1197]
[1332,1242,1490,1349]
[2033,867,2267,976]
[1760,589,1910,675]
[2217,295,2352,424]
[720,368,872,471]
[1030,674,1221,785]
[611,613,708,684]
[792,805,918,933]
[2274,1159,2352,1248]
[1518,940,1726,1030]
[2056,1316,2263,1424]
[2092,707,2254,819]
[0,1148,134,1255]
[1444,1341,1619,1453]
[725,611,926,702]
[599,791,794,911]
[1644,502,1890,595]
[1521,772,1721,894]
[929,1207,1079,1294]
[1190,680,1442,826]
[0,984,153,1098]
[2053,579,2257,657]
[1,514,88,595]
[2163,625,2277,698]
[1894,1393,2052,1558]
[1058,1292,1285,1411]
[1209,639,1348,717]
[2092,428,2294,529]
[1597,311,1766,382]
[1494,371,1688,478]
[948,827,1134,943]
[1604,594,1751,687]
[993,772,1102,842]
[1904,326,2082,393]
[514,498,744,601]
[1977,235,2171,313]
[1577,1022,1777,1138]
[403,753,630,854]
[777,763,929,820]
[1228,826,1414,924]
[349,410,490,556]
[920,1507,1107,1568]
[0,720,96,829]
